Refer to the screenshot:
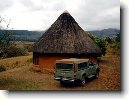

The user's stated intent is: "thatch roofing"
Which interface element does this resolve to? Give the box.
[33,11,101,55]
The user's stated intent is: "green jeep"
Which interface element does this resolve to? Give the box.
[54,58,100,86]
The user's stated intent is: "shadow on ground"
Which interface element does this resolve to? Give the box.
[60,77,96,88]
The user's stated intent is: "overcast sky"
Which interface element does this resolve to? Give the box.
[0,0,120,31]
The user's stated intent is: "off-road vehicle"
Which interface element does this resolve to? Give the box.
[54,58,100,86]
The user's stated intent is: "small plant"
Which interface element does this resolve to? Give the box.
[12,61,20,68]
[0,65,6,72]
[15,61,20,66]
[27,58,33,63]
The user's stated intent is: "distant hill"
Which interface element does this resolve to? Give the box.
[87,28,120,38]
[0,28,120,42]
[0,30,43,42]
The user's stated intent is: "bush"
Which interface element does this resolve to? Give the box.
[88,33,107,56]
[113,33,120,50]
[95,38,107,56]
[24,45,33,52]
[2,45,27,58]
[0,65,6,72]
[27,58,33,63]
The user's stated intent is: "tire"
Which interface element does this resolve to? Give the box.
[79,75,86,86]
[60,81,66,86]
[95,70,99,79]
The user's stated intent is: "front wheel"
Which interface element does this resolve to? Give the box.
[60,81,66,86]
[79,76,86,86]
[95,70,99,79]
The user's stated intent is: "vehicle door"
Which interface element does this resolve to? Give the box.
[88,62,96,75]
[84,62,91,77]
[76,62,89,78]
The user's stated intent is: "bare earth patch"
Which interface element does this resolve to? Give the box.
[0,53,120,90]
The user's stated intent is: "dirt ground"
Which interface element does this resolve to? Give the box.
[0,53,120,90]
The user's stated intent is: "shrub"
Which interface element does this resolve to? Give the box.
[113,33,120,50]
[2,45,27,58]
[95,38,107,56]
[0,65,6,72]
[27,58,33,63]
[88,33,107,56]
[24,45,32,52]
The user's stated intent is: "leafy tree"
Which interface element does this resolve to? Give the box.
[88,33,107,56]
[113,33,120,49]
[3,44,27,57]
[0,16,27,58]
[105,37,112,44]
[0,16,14,56]
[95,37,106,55]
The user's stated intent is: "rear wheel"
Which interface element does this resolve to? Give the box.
[79,75,86,86]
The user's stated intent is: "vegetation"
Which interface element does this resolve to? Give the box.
[0,65,6,72]
[88,32,120,56]
[88,33,107,56]
[104,37,113,44]
[0,16,28,58]
[87,28,120,38]
[0,30,43,42]
[0,54,32,70]
[113,33,120,50]
[0,14,120,90]
[0,45,120,90]
[3,44,27,57]
[0,30,120,90]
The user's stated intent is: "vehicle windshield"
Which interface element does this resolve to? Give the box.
[56,63,73,70]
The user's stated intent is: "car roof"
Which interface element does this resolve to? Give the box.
[56,58,89,64]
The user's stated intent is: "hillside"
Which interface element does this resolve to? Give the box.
[0,28,120,42]
[0,30,43,42]
[87,28,120,38]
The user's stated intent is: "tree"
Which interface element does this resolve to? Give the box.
[0,16,27,58]
[95,37,106,55]
[113,33,120,50]
[88,33,107,56]
[105,37,112,44]
[0,16,14,56]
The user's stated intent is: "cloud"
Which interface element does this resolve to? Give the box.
[19,0,65,12]
[0,0,120,30]
[0,0,14,12]
[20,0,46,12]
[71,0,120,30]
[52,1,66,11]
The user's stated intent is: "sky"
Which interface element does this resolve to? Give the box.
[0,0,120,31]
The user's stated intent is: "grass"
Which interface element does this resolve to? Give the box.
[0,44,120,90]
[99,44,120,90]
[0,65,6,72]
[0,78,42,90]
[0,54,32,70]
[99,54,120,90]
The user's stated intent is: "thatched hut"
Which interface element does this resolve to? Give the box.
[32,11,101,72]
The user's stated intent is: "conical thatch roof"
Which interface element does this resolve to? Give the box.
[33,11,101,55]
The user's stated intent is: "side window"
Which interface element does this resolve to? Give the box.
[78,62,87,69]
